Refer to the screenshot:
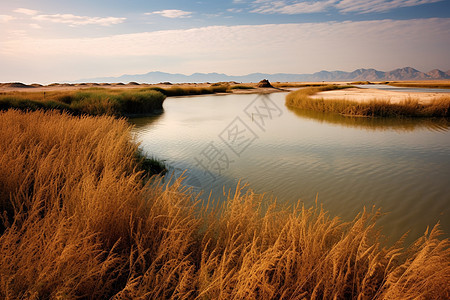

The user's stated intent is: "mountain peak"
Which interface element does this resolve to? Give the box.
[426,69,446,79]
[74,67,450,83]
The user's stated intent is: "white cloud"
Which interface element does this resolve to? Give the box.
[31,14,126,26]
[0,15,15,23]
[2,19,448,69]
[1,18,449,83]
[10,8,125,26]
[249,0,443,14]
[251,0,335,14]
[14,8,39,16]
[227,8,244,13]
[336,0,443,14]
[147,9,193,18]
[30,23,42,29]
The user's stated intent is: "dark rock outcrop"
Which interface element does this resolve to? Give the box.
[257,79,273,88]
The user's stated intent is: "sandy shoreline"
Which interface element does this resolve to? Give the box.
[310,87,450,104]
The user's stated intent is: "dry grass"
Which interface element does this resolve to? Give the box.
[286,86,450,118]
[272,83,329,88]
[1,109,449,299]
[143,84,229,96]
[230,85,255,90]
[388,81,450,89]
[350,81,372,85]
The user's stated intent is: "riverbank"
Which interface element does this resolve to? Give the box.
[0,82,287,115]
[1,109,448,299]
[310,87,450,104]
[0,88,166,116]
[0,81,285,95]
[287,85,450,118]
[387,80,450,89]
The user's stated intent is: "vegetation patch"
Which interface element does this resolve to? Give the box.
[230,85,255,90]
[134,148,167,177]
[286,85,450,118]
[388,82,450,89]
[272,82,329,88]
[0,109,449,299]
[144,84,229,96]
[0,89,166,116]
[350,81,372,85]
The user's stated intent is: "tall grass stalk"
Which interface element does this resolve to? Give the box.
[1,110,449,299]
[286,85,450,118]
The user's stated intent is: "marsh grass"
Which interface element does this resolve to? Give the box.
[143,85,229,96]
[230,85,255,90]
[0,88,166,116]
[0,84,249,116]
[286,85,450,118]
[272,83,328,88]
[134,149,167,177]
[1,110,449,299]
[388,82,450,89]
[350,81,372,85]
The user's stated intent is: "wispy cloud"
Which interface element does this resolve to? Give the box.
[227,8,244,13]
[0,15,15,23]
[11,8,125,27]
[146,10,193,18]
[32,14,126,26]
[336,0,443,14]
[1,18,449,82]
[3,18,448,65]
[251,0,335,14]
[14,8,39,16]
[248,0,443,14]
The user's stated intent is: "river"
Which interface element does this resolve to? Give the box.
[130,91,450,244]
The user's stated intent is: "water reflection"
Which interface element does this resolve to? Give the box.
[129,113,164,129]
[287,107,450,132]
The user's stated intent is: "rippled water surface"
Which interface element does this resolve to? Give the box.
[130,92,450,243]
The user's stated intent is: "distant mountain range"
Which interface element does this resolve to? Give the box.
[75,67,450,84]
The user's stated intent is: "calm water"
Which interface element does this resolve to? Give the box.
[130,92,450,244]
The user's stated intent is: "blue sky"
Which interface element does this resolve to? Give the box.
[1,0,449,83]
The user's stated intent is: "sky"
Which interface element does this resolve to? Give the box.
[0,0,449,83]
